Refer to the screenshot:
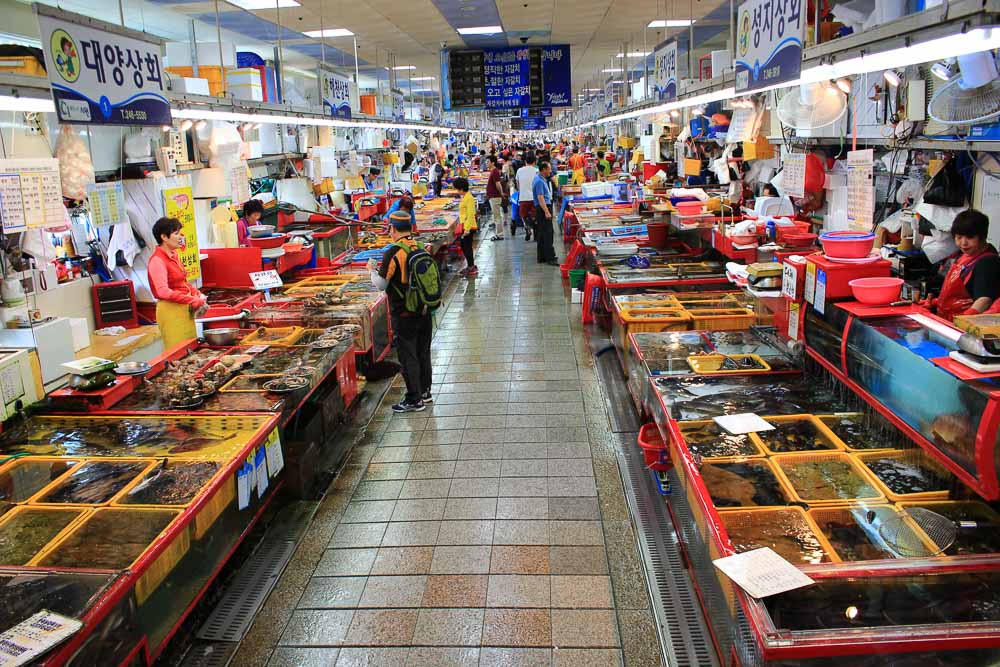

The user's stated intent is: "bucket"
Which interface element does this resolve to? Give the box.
[647,222,669,249]
[568,269,587,289]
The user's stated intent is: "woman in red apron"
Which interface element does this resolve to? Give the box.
[931,210,1000,321]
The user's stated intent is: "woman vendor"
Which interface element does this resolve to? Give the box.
[386,195,416,227]
[925,209,1000,320]
[236,199,264,247]
[148,216,208,348]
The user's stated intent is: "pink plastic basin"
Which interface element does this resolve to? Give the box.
[849,277,903,305]
[675,201,704,216]
[820,230,874,259]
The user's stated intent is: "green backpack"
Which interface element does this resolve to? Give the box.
[392,241,442,314]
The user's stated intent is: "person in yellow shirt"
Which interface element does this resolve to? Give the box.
[568,147,585,185]
[454,177,478,277]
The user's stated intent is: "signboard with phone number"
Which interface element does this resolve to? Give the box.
[734,0,804,94]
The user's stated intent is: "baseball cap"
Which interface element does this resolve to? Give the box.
[388,211,412,228]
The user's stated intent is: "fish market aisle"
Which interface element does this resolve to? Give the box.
[233,234,665,666]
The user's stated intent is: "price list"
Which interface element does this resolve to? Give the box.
[448,51,485,108]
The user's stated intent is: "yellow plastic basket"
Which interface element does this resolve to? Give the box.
[29,459,156,507]
[815,413,896,452]
[773,452,885,506]
[750,415,846,456]
[0,505,89,566]
[619,307,691,333]
[194,473,237,540]
[854,450,953,503]
[808,504,934,561]
[699,457,796,509]
[677,420,764,459]
[219,374,280,393]
[686,307,755,331]
[686,353,771,375]
[111,460,224,508]
[241,326,305,346]
[719,506,839,564]
[0,457,82,504]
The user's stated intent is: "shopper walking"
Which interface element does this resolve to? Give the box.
[516,153,540,241]
[430,159,445,196]
[485,155,506,241]
[454,177,479,277]
[368,211,439,412]
[533,161,558,266]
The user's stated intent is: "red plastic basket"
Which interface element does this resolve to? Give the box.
[638,423,672,471]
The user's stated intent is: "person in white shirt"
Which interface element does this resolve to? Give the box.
[515,153,540,241]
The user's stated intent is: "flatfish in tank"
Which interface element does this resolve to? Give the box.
[759,419,838,453]
[38,509,178,569]
[657,375,852,421]
[701,461,790,507]
[121,461,220,505]
[721,509,831,564]
[681,422,759,458]
[865,455,951,496]
[37,461,149,504]
[779,456,881,503]
[0,508,83,565]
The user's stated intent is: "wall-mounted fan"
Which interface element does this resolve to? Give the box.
[928,51,1000,125]
[777,82,848,130]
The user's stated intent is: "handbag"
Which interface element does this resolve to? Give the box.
[923,159,967,207]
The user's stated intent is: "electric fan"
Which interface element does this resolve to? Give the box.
[776,82,849,130]
[928,51,1000,125]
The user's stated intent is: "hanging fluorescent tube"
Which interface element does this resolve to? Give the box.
[228,0,300,9]
[648,19,694,28]
[0,96,55,113]
[393,65,417,71]
[457,25,503,35]
[303,28,354,38]
[616,51,650,58]
[602,68,623,73]
[410,76,435,81]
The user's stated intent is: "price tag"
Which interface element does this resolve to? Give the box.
[245,345,269,355]
[787,302,801,340]
[0,610,82,666]
[249,270,283,291]
[236,463,251,510]
[265,429,284,477]
[255,447,269,498]
[814,269,828,315]
[714,547,814,598]
[803,261,816,304]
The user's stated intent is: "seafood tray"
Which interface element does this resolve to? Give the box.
[700,458,794,508]
[719,506,837,564]
[808,505,934,561]
[0,458,80,503]
[619,307,691,331]
[115,460,221,507]
[774,452,885,506]
[686,353,771,375]
[687,307,755,331]
[220,374,282,393]
[677,420,763,459]
[0,415,273,460]
[816,413,896,452]
[898,501,1000,555]
[241,326,305,346]
[856,450,954,502]
[0,506,87,565]
[752,415,845,455]
[31,460,153,505]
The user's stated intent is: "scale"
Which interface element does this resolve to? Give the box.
[949,351,1000,373]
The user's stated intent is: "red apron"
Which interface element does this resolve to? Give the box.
[937,248,997,321]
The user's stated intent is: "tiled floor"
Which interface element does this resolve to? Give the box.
[235,227,664,666]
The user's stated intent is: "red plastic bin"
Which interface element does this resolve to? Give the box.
[638,423,672,472]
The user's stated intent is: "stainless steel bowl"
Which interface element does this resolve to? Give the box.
[203,327,240,346]
[248,224,276,238]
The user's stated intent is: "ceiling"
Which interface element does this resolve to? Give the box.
[156,0,730,99]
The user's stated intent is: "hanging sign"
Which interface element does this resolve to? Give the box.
[35,5,169,127]
[162,186,201,282]
[0,159,64,230]
[320,69,356,119]
[734,0,805,94]
[847,149,875,231]
[653,41,678,102]
[86,181,126,227]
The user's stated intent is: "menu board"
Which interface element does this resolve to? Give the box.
[86,181,126,227]
[0,158,64,230]
[443,45,571,110]
[782,152,806,198]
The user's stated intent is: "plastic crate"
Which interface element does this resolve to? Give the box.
[0,457,82,504]
[637,423,671,471]
[700,457,795,509]
[719,506,839,564]
[677,420,764,459]
[773,452,885,506]
[619,307,691,333]
[686,307,755,331]
[685,353,771,375]
[112,460,224,508]
[807,504,931,561]
[241,326,305,346]
[855,450,953,503]
[29,459,155,506]
[816,413,896,452]
[0,506,89,566]
[751,415,846,456]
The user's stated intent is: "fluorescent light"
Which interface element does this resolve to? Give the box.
[608,80,624,85]
[410,76,435,81]
[228,0,300,9]
[393,65,417,71]
[648,19,694,28]
[883,69,901,87]
[835,77,852,94]
[602,68,623,73]
[0,96,55,112]
[583,88,602,91]
[616,52,650,58]
[457,25,503,35]
[303,28,354,38]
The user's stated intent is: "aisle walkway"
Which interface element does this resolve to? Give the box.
[235,231,664,666]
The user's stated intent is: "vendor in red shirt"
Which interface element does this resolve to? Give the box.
[236,199,265,247]
[147,216,208,348]
[925,210,1000,321]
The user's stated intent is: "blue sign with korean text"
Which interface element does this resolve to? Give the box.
[522,117,547,130]
[521,107,553,117]
[36,6,169,127]
[734,0,804,93]
[481,45,571,109]
[541,46,571,107]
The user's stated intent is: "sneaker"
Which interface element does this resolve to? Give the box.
[392,399,426,413]
[421,391,434,404]
[458,267,469,276]
[465,266,479,277]
[525,233,533,241]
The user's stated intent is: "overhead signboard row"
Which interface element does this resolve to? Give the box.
[442,45,571,111]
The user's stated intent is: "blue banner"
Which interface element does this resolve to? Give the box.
[735,0,804,93]
[481,45,571,109]
[541,46,571,107]
[522,117,546,130]
[521,107,552,117]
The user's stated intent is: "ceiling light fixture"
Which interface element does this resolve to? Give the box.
[194,119,208,130]
[648,19,694,28]
[835,77,852,94]
[0,95,55,113]
[457,25,503,35]
[616,51,650,58]
[179,119,193,131]
[930,62,953,80]
[228,0,300,9]
[303,28,354,38]
[602,68,623,73]
[883,69,901,87]
[393,65,417,71]
[410,76,435,81]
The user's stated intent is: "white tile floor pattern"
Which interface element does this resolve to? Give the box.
[253,229,664,667]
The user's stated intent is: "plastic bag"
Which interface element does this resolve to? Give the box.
[54,125,94,200]
[923,160,967,207]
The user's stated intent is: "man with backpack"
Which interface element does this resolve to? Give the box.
[368,211,442,412]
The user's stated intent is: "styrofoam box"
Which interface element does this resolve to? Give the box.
[229,83,264,102]
[173,77,211,95]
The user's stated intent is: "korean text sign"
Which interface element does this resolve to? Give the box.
[482,45,571,109]
[162,186,201,282]
[36,6,169,126]
[735,0,804,93]
[321,70,355,119]
[654,42,678,102]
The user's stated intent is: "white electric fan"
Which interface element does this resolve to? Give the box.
[928,51,1000,125]
[776,82,849,130]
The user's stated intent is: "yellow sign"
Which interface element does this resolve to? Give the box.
[163,186,201,281]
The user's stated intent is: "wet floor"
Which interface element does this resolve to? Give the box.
[231,225,664,666]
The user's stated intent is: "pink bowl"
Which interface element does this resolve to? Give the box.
[675,201,704,216]
[820,231,875,259]
[848,277,903,305]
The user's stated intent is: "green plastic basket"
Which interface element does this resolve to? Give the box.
[569,269,588,289]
